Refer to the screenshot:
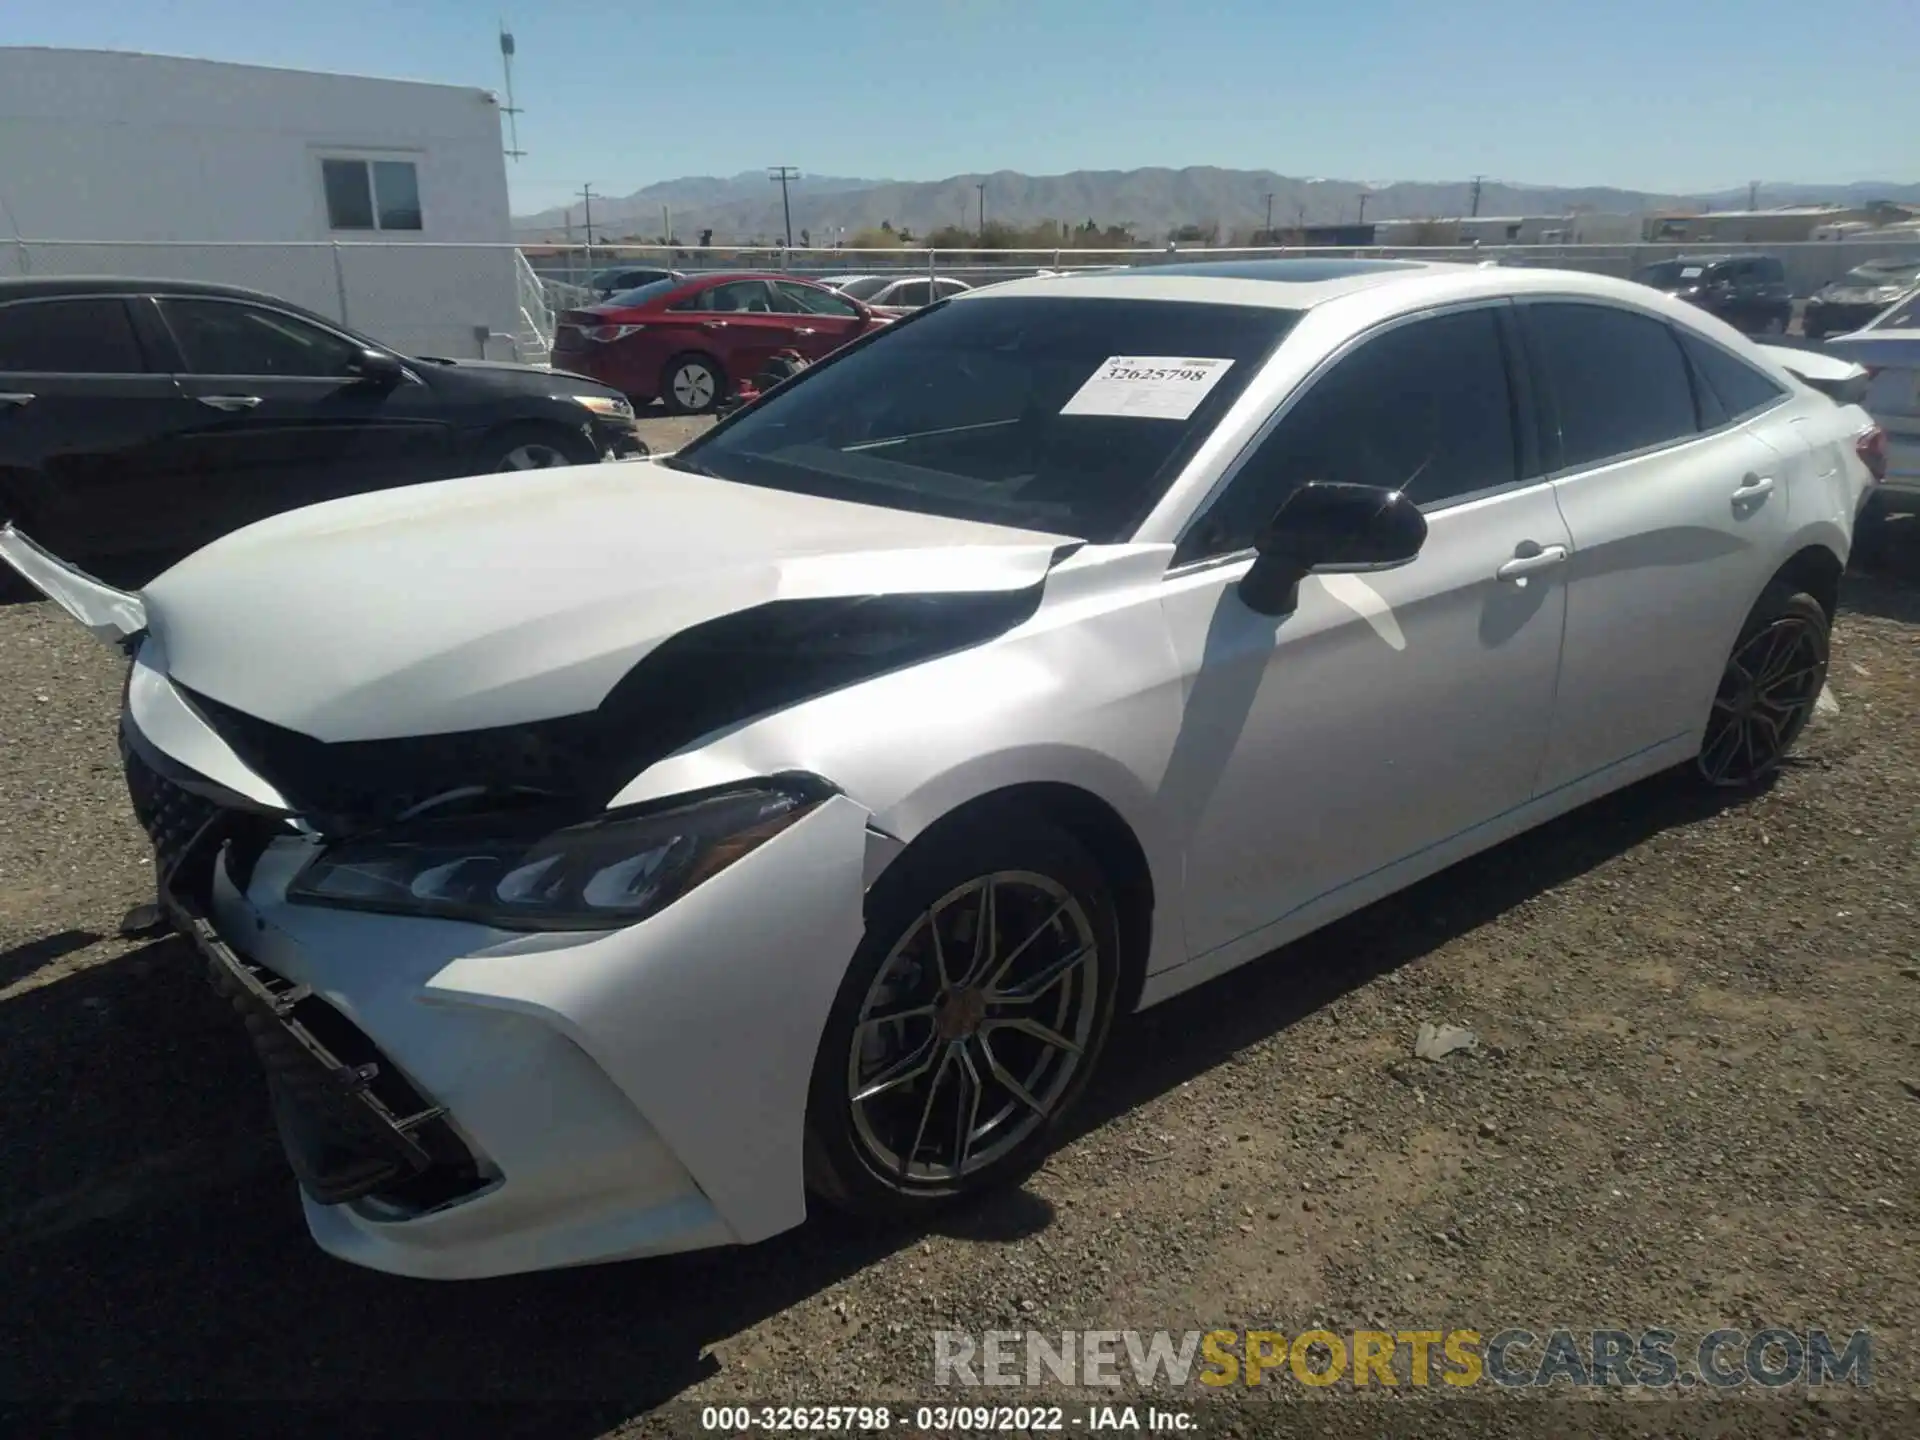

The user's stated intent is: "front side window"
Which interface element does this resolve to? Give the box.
[1178,306,1518,563]
[773,282,858,318]
[0,298,147,374]
[1522,302,1698,471]
[670,296,1299,541]
[322,157,422,232]
[160,299,362,378]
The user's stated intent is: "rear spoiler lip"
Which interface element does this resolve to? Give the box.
[0,524,148,645]
[1755,342,1870,405]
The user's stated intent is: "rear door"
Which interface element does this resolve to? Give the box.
[152,295,454,540]
[771,281,869,359]
[0,294,197,556]
[1522,301,1796,792]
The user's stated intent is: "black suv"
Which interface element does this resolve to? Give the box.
[0,278,647,567]
[1633,254,1793,336]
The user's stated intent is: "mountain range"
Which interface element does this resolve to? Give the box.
[510,168,1920,243]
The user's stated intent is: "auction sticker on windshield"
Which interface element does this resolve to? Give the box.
[1060,356,1235,421]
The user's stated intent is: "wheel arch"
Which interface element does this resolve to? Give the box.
[1769,540,1844,622]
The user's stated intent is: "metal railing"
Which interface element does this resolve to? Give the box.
[8,236,1918,361]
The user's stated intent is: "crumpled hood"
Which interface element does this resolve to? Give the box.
[142,459,1069,743]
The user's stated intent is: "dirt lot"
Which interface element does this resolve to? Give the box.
[1,475,1916,1435]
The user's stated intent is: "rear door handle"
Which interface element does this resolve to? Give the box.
[1496,544,1568,582]
[1732,475,1775,503]
[794,327,818,336]
[700,321,729,331]
[197,395,263,411]
[0,393,33,409]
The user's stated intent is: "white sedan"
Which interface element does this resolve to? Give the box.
[1821,286,1920,518]
[1,259,1884,1279]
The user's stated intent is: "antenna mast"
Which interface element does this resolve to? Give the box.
[499,26,526,161]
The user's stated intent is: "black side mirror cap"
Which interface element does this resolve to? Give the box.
[348,349,406,386]
[1238,482,1428,617]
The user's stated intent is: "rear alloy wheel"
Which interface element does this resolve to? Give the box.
[805,815,1121,1219]
[661,354,724,415]
[1697,588,1830,788]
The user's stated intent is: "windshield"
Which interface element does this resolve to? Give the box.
[1842,262,1920,289]
[668,295,1301,541]
[836,276,893,301]
[603,277,684,308]
[1637,262,1709,287]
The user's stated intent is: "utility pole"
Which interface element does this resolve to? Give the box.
[976,181,986,234]
[768,166,799,249]
[580,183,597,281]
[1469,175,1484,217]
[1356,191,1369,225]
[1264,191,1275,241]
[1748,179,1761,210]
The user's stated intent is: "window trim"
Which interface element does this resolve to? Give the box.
[1672,325,1791,431]
[0,294,153,375]
[318,153,424,233]
[152,293,411,381]
[1168,296,1536,572]
[1516,296,1785,479]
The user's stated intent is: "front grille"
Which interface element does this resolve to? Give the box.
[122,734,219,876]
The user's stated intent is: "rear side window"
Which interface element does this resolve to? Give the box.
[1523,303,1698,470]
[1180,306,1518,562]
[1677,331,1787,424]
[0,298,146,374]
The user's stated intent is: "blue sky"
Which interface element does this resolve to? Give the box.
[12,0,1917,214]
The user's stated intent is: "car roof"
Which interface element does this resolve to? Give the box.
[0,275,297,304]
[952,257,1472,310]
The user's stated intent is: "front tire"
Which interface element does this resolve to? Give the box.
[1696,586,1830,788]
[485,423,599,472]
[804,810,1122,1221]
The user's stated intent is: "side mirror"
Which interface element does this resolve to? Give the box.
[1238,482,1428,617]
[347,349,406,387]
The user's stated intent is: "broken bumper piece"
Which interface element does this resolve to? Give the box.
[127,708,871,1279]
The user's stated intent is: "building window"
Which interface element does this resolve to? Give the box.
[321,157,422,231]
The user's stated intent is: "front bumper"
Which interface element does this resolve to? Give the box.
[589,416,649,460]
[133,737,869,1279]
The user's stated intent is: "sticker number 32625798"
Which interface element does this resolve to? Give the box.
[1059,355,1236,421]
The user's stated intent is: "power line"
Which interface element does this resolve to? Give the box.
[769,166,800,249]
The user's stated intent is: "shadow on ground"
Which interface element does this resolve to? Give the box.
[0,759,1752,1427]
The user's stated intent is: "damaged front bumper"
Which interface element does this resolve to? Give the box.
[123,681,871,1279]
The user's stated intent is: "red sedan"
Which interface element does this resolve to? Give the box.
[551,272,888,414]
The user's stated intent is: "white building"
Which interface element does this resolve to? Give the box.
[0,47,538,361]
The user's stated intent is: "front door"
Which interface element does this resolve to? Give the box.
[772,281,870,361]
[150,295,452,545]
[1520,302,1799,792]
[1161,303,1570,959]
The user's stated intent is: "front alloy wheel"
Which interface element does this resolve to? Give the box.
[1697,588,1829,788]
[806,815,1121,1218]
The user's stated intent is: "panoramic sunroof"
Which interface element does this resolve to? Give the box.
[1113,258,1429,282]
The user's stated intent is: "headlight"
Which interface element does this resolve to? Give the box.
[570,393,636,419]
[286,780,827,929]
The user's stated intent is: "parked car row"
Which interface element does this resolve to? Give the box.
[0,277,647,570]
[1803,257,1920,341]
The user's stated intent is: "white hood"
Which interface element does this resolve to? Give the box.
[138,459,1068,742]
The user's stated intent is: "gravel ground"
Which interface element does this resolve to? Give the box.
[0,477,1916,1437]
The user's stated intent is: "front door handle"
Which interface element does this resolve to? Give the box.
[1495,544,1569,582]
[197,394,262,411]
[794,327,818,336]
[700,321,729,331]
[1732,475,1775,504]
[0,392,33,409]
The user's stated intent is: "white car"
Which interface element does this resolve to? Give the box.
[0,258,1885,1280]
[818,273,972,316]
[1821,287,1920,516]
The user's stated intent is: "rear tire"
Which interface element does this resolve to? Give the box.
[804,809,1122,1222]
[659,353,726,415]
[1695,586,1830,789]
